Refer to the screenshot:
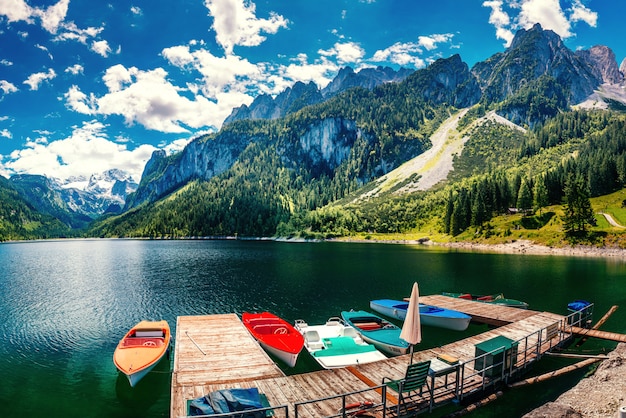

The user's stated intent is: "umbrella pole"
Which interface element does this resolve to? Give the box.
[409,344,414,364]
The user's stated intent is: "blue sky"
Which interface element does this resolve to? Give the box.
[0,0,624,183]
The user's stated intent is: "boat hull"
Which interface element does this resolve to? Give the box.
[113,320,171,387]
[369,299,471,331]
[341,310,409,356]
[258,341,300,368]
[242,312,304,368]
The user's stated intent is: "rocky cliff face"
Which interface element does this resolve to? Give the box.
[128,117,362,209]
[128,130,253,208]
[298,118,358,170]
[575,45,623,85]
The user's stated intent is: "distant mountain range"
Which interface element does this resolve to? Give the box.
[223,66,414,124]
[9,169,137,229]
[2,24,626,239]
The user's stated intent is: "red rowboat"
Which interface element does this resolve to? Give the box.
[242,312,304,367]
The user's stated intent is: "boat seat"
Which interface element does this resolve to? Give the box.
[357,322,382,330]
[341,327,363,343]
[123,337,164,348]
[253,324,289,335]
[136,330,164,338]
[305,330,324,350]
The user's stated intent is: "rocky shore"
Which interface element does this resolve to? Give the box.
[523,343,626,418]
[437,239,626,259]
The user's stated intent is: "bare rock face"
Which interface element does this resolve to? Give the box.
[620,58,626,78]
[576,45,623,84]
[523,343,626,418]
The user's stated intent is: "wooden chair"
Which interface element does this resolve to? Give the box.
[382,360,431,416]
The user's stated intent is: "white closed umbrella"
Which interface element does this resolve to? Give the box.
[400,282,422,363]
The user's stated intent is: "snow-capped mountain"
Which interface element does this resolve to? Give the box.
[9,169,138,228]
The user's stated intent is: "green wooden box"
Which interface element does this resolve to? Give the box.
[474,335,518,378]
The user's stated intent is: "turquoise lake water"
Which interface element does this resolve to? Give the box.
[0,239,624,417]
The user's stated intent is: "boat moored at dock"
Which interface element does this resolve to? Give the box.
[341,310,410,356]
[242,311,304,367]
[370,299,472,331]
[294,317,387,369]
[113,320,171,387]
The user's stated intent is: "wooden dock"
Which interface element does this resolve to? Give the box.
[170,299,572,418]
[171,314,285,417]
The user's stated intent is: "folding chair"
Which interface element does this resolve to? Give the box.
[382,360,431,416]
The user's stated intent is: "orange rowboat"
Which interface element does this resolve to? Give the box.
[113,320,171,387]
[242,312,304,367]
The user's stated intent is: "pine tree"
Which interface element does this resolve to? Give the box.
[516,179,533,213]
[532,175,549,215]
[562,173,594,234]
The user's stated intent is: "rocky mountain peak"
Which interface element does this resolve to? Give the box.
[576,45,623,84]
[620,58,626,77]
[476,23,605,108]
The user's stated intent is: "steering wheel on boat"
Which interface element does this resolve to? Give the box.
[383,324,395,329]
[274,327,288,335]
[143,340,157,347]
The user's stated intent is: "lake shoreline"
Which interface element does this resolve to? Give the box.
[328,237,626,259]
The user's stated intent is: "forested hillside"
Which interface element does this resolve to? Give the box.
[0,176,72,241]
[286,110,626,241]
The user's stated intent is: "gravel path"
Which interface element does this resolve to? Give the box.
[600,212,625,229]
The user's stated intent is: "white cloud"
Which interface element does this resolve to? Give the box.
[319,42,365,65]
[65,85,95,114]
[0,0,69,33]
[54,22,104,44]
[483,0,598,47]
[34,0,69,34]
[279,57,337,90]
[23,68,56,90]
[570,0,597,27]
[372,42,426,68]
[203,0,289,54]
[66,65,221,133]
[370,33,453,68]
[1,129,12,139]
[65,64,84,75]
[518,0,572,38]
[91,40,112,57]
[482,0,515,46]
[418,34,454,51]
[0,80,18,94]
[35,43,54,60]
[1,59,13,66]
[5,121,156,182]
[0,0,35,24]
[130,6,142,15]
